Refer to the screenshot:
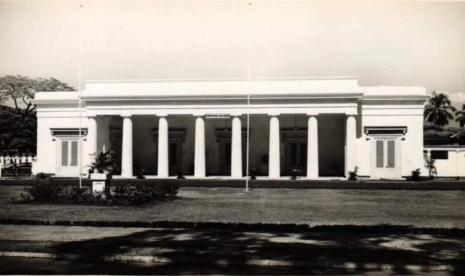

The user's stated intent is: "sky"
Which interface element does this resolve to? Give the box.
[1,0,465,105]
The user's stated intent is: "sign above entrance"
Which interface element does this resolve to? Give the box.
[206,114,230,119]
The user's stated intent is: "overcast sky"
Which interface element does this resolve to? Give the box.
[1,0,465,104]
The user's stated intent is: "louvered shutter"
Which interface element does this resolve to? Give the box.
[387,140,395,168]
[376,140,384,168]
[70,141,78,166]
[61,141,69,166]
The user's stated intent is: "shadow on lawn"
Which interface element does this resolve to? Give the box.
[44,226,465,275]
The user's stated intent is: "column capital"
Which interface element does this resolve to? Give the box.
[268,112,280,117]
[192,112,206,117]
[120,112,133,118]
[230,112,243,117]
[155,113,168,117]
[306,112,319,117]
[84,111,98,118]
[345,113,358,117]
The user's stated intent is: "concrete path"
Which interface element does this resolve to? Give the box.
[0,224,464,274]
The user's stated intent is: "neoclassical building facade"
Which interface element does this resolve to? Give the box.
[33,77,428,179]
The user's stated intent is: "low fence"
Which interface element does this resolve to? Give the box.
[0,154,36,178]
[0,154,35,166]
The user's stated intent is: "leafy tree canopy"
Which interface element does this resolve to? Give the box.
[455,104,465,128]
[0,75,75,153]
[0,75,75,114]
[423,91,456,127]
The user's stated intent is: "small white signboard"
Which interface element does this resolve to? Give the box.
[206,114,230,119]
[92,181,106,194]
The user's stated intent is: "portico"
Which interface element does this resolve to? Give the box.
[85,113,356,179]
[33,77,428,180]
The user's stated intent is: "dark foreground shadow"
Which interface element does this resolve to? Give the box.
[2,225,465,275]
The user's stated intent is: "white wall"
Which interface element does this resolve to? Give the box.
[36,110,425,178]
[356,105,425,177]
[424,148,465,177]
[34,81,427,178]
[34,115,89,176]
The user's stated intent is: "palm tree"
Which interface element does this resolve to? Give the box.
[89,151,118,174]
[455,104,465,127]
[424,91,456,127]
[451,105,465,142]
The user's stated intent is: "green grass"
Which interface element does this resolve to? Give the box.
[1,185,465,228]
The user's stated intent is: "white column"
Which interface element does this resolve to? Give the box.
[345,114,357,176]
[194,116,206,177]
[268,115,280,178]
[96,116,107,155]
[231,116,242,178]
[87,116,98,167]
[101,116,111,153]
[121,115,133,177]
[307,115,319,179]
[157,116,169,177]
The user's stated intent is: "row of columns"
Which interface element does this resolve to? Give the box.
[87,114,357,178]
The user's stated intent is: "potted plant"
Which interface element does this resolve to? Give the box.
[424,157,437,180]
[348,166,358,181]
[290,168,299,180]
[89,151,118,193]
[249,168,257,180]
[409,168,422,181]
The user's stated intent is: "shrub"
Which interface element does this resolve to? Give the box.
[60,186,105,203]
[35,172,50,180]
[89,151,118,174]
[21,177,61,202]
[249,168,257,180]
[290,169,299,180]
[177,172,185,179]
[105,182,179,205]
[348,166,358,181]
[410,168,422,181]
[424,157,437,179]
[136,169,146,180]
[20,179,179,206]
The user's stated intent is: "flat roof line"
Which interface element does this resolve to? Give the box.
[84,76,360,84]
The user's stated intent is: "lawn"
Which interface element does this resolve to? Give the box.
[1,185,465,228]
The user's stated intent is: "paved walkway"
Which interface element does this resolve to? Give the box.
[0,224,464,274]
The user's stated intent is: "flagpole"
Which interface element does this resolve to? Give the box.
[245,94,250,192]
[78,1,84,189]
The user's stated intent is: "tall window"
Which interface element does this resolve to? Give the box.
[61,140,78,167]
[386,140,395,168]
[376,139,396,168]
[376,140,384,168]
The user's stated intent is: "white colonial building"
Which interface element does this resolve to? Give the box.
[33,77,429,180]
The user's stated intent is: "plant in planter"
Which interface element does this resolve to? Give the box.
[89,151,118,193]
[424,157,437,180]
[348,166,358,181]
[290,168,299,180]
[177,171,185,179]
[136,169,146,180]
[90,151,118,174]
[249,168,257,180]
[410,168,421,181]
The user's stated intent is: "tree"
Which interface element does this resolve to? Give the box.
[0,75,75,153]
[451,105,465,143]
[455,104,465,127]
[424,91,456,127]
